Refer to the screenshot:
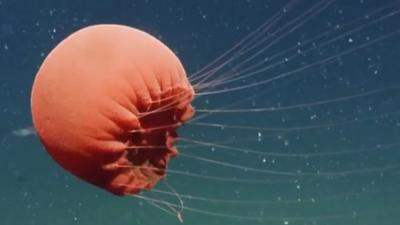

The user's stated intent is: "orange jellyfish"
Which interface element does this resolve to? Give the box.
[31,24,195,195]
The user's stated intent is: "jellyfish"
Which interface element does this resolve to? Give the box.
[24,0,400,224]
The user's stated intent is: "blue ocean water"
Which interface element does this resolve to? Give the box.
[1,0,400,224]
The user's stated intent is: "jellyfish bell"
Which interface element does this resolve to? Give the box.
[30,24,195,195]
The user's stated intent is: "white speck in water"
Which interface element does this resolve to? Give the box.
[284,139,289,146]
[12,126,36,137]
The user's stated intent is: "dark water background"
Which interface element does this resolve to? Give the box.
[1,0,400,225]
